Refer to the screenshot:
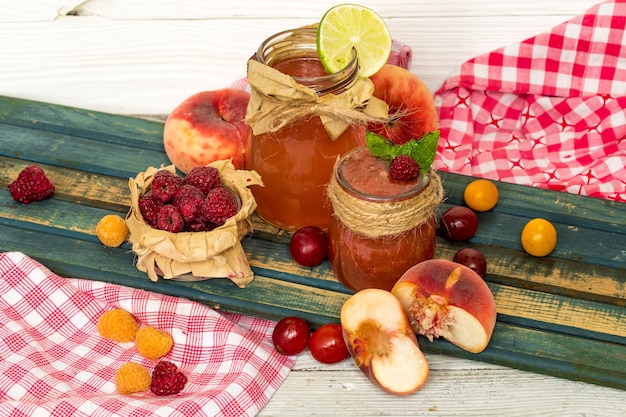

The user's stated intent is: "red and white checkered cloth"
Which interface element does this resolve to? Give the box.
[0,252,294,417]
[433,0,626,202]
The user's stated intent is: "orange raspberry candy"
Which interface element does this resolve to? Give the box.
[135,326,174,359]
[98,309,139,342]
[115,362,151,394]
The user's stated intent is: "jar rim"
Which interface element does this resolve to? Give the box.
[255,27,359,95]
[334,146,430,202]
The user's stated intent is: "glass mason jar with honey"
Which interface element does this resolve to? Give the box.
[245,26,387,231]
[327,146,444,292]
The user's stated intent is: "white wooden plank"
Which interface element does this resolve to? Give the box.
[73,0,599,19]
[0,0,85,22]
[0,12,592,115]
[259,352,626,417]
[2,0,599,21]
[291,350,505,372]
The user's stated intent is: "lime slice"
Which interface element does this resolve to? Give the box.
[317,4,392,78]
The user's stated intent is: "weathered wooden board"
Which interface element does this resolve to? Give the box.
[0,95,625,390]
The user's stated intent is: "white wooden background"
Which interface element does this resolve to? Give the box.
[0,0,611,115]
[3,1,626,416]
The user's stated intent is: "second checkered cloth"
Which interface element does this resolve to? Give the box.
[0,252,294,417]
[434,0,626,202]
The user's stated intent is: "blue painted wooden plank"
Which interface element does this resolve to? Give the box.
[0,95,164,151]
[0,124,170,178]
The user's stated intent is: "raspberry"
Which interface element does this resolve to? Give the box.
[150,361,187,396]
[8,165,55,204]
[203,187,238,226]
[116,362,152,394]
[156,204,184,233]
[96,214,129,247]
[389,154,420,181]
[138,191,163,227]
[184,166,221,195]
[185,219,214,232]
[97,309,139,342]
[151,170,184,203]
[135,326,173,360]
[173,185,205,224]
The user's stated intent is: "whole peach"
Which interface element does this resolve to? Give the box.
[163,88,250,173]
[368,64,439,145]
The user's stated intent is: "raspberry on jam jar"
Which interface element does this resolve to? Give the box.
[327,146,443,292]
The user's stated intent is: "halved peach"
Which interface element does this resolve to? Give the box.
[391,259,497,353]
[340,288,429,395]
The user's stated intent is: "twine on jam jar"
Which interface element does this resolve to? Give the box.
[327,170,444,238]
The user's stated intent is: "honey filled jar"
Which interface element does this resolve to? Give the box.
[327,146,444,292]
[245,27,387,231]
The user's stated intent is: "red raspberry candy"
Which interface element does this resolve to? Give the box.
[8,165,55,204]
[203,187,238,226]
[150,361,187,396]
[389,155,420,181]
[151,170,184,203]
[138,191,163,227]
[156,204,184,233]
[184,166,221,195]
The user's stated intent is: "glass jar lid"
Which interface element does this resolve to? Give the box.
[334,146,429,203]
[254,27,359,95]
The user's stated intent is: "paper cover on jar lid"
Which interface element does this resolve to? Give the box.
[125,160,263,286]
[434,0,626,202]
[246,60,388,140]
[0,251,294,416]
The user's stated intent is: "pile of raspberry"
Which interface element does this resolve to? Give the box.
[139,166,238,233]
[98,308,187,396]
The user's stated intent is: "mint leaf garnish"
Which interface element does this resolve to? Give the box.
[398,131,439,172]
[366,130,440,172]
[365,131,397,160]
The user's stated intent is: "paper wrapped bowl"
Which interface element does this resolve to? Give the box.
[125,160,263,287]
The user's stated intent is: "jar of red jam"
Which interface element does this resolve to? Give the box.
[327,146,443,292]
[245,27,367,231]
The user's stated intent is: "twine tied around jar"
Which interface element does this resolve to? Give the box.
[327,169,444,238]
[245,59,389,140]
